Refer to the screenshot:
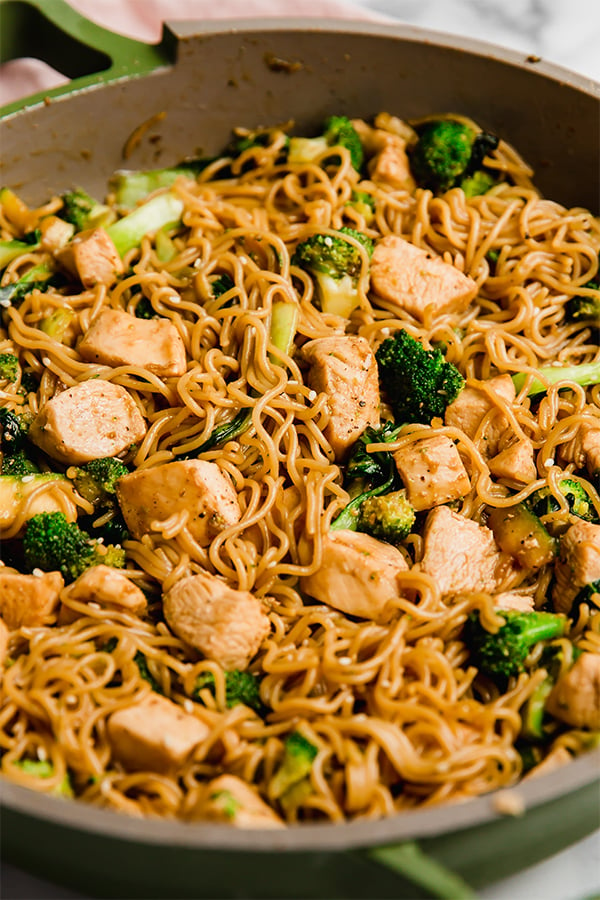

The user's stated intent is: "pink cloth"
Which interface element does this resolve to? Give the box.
[0,0,383,107]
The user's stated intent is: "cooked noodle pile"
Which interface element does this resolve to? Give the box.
[1,112,599,825]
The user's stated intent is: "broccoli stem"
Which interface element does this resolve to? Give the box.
[512,361,600,397]
[106,192,184,257]
[330,472,395,531]
[269,301,298,361]
[0,237,40,270]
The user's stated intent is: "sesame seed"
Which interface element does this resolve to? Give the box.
[21,474,35,483]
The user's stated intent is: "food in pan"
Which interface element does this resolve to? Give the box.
[0,112,598,825]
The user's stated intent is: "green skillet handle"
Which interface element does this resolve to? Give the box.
[0,0,173,115]
[364,841,476,899]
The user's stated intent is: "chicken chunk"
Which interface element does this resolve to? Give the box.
[369,236,478,321]
[546,652,600,730]
[57,227,124,288]
[420,505,515,596]
[300,529,410,620]
[558,416,600,476]
[62,565,147,619]
[444,375,516,458]
[0,570,63,628]
[204,775,284,829]
[163,571,271,670]
[117,459,241,546]
[39,215,74,253]
[393,434,470,511]
[488,438,537,484]
[366,132,415,191]
[78,308,187,378]
[303,335,379,459]
[107,693,209,773]
[0,616,10,666]
[29,379,147,465]
[552,520,600,615]
[493,591,535,613]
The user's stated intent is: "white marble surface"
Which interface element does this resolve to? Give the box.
[1,1,600,899]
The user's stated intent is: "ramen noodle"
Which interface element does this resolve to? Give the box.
[0,112,599,826]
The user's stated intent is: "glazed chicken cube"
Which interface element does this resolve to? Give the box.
[303,335,379,459]
[558,415,600,476]
[29,379,147,465]
[369,236,478,321]
[116,459,241,546]
[546,652,600,730]
[392,434,470,511]
[493,591,535,613]
[204,775,284,828]
[420,505,514,596]
[488,438,537,484]
[552,520,600,615]
[163,571,271,670]
[444,374,516,458]
[300,529,410,620]
[39,215,74,253]
[107,693,209,773]
[78,308,187,377]
[0,570,63,628]
[57,227,124,288]
[62,565,147,617]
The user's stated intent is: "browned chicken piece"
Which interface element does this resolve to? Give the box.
[57,227,124,288]
[524,746,572,781]
[488,438,537,484]
[552,520,600,615]
[107,692,209,773]
[78,308,187,378]
[444,375,516,458]
[29,379,147,465]
[117,459,241,546]
[546,653,600,730]
[39,215,74,253]
[303,335,379,460]
[0,616,10,666]
[204,775,284,828]
[0,570,63,628]
[364,131,415,191]
[300,529,410,620]
[420,505,515,596]
[0,474,78,533]
[62,565,147,619]
[369,236,478,321]
[393,434,470,511]
[493,591,535,612]
[558,416,600,476]
[163,571,271,670]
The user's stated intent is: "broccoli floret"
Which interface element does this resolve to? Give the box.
[288,115,364,171]
[269,731,318,800]
[0,262,58,309]
[410,121,499,194]
[0,232,41,270]
[565,259,600,322]
[376,330,465,424]
[459,170,496,198]
[527,478,598,527]
[109,160,214,209]
[23,511,125,583]
[357,489,415,541]
[60,189,114,232]
[70,457,128,505]
[134,651,163,694]
[292,227,373,318]
[1,449,40,476]
[466,610,569,680]
[11,758,73,798]
[194,669,264,713]
[0,407,32,453]
[512,360,600,397]
[105,192,184,258]
[346,190,376,224]
[180,408,253,460]
[0,352,19,382]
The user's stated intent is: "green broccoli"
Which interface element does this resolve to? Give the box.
[269,730,318,801]
[23,511,125,583]
[570,579,600,617]
[0,262,58,309]
[512,359,600,397]
[459,170,496,198]
[1,449,40,477]
[105,192,184,258]
[565,255,600,322]
[292,227,374,318]
[410,120,499,194]
[179,408,253,460]
[288,116,364,171]
[376,329,465,424]
[109,159,215,210]
[211,273,236,300]
[346,190,376,224]
[60,188,114,232]
[134,651,163,694]
[269,300,299,361]
[466,610,569,681]
[527,478,598,527]
[194,669,264,713]
[0,352,19,382]
[11,758,73,798]
[70,457,128,506]
[0,230,41,270]
[39,308,76,343]
[356,489,415,542]
[0,407,32,453]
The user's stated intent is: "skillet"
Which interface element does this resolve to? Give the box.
[1,2,599,896]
